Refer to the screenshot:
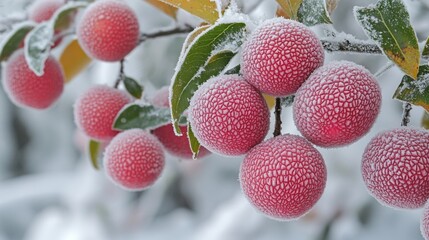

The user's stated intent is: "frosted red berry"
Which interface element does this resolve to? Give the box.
[240,134,327,220]
[76,0,140,61]
[150,87,210,159]
[189,75,270,156]
[28,0,65,23]
[74,85,131,141]
[2,50,64,109]
[362,128,429,209]
[104,129,165,191]
[241,18,324,97]
[293,61,381,147]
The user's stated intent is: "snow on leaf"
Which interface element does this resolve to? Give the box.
[275,0,303,20]
[158,0,219,24]
[24,22,54,76]
[187,122,201,159]
[123,76,144,99]
[113,103,171,131]
[146,0,178,20]
[170,22,246,135]
[298,0,332,26]
[355,0,420,79]
[394,65,429,112]
[89,140,101,170]
[0,22,35,61]
[52,1,88,31]
[225,64,240,75]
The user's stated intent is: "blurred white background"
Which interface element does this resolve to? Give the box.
[0,0,428,239]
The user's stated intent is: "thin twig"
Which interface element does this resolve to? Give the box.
[138,25,194,44]
[114,59,125,89]
[401,102,412,126]
[273,98,282,137]
[374,62,395,77]
[321,39,382,54]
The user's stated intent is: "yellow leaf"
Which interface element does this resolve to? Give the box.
[422,111,429,130]
[158,0,219,24]
[326,0,340,15]
[275,0,303,20]
[276,6,290,19]
[60,39,91,83]
[263,94,276,110]
[146,0,178,19]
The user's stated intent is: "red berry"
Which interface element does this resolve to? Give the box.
[362,128,429,209]
[28,0,65,23]
[3,49,64,109]
[189,75,270,156]
[104,129,165,191]
[150,87,210,159]
[241,18,324,97]
[293,61,381,147]
[240,134,327,220]
[76,0,140,61]
[74,85,131,141]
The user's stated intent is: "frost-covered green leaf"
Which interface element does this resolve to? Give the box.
[394,65,429,112]
[355,0,420,79]
[0,22,35,61]
[281,95,295,107]
[225,64,240,75]
[298,0,332,26]
[113,104,171,130]
[423,37,429,59]
[170,22,246,135]
[89,140,100,170]
[52,2,88,31]
[24,22,54,76]
[123,76,143,99]
[187,122,201,159]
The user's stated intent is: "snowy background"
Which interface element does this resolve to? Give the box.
[0,0,428,239]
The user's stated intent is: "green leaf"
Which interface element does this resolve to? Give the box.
[393,65,429,112]
[298,0,332,26]
[281,95,295,107]
[275,0,303,20]
[423,37,429,59]
[52,2,88,31]
[0,22,35,61]
[170,22,246,135]
[225,64,240,75]
[355,0,420,79]
[89,140,101,170]
[24,22,54,76]
[422,111,429,130]
[114,104,171,130]
[187,122,201,159]
[124,76,144,99]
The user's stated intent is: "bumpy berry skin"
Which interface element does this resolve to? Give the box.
[240,134,327,220]
[3,50,64,109]
[74,85,131,141]
[362,128,429,209]
[293,61,381,147]
[421,202,429,240]
[241,18,324,97]
[189,75,270,156]
[150,87,210,159]
[76,0,140,61]
[104,129,165,191]
[28,0,65,23]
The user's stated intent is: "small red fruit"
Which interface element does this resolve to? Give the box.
[240,134,327,220]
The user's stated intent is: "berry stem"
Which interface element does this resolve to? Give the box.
[138,25,194,45]
[273,97,282,137]
[114,58,125,89]
[401,102,412,126]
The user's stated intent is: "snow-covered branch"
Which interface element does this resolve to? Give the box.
[321,39,382,54]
